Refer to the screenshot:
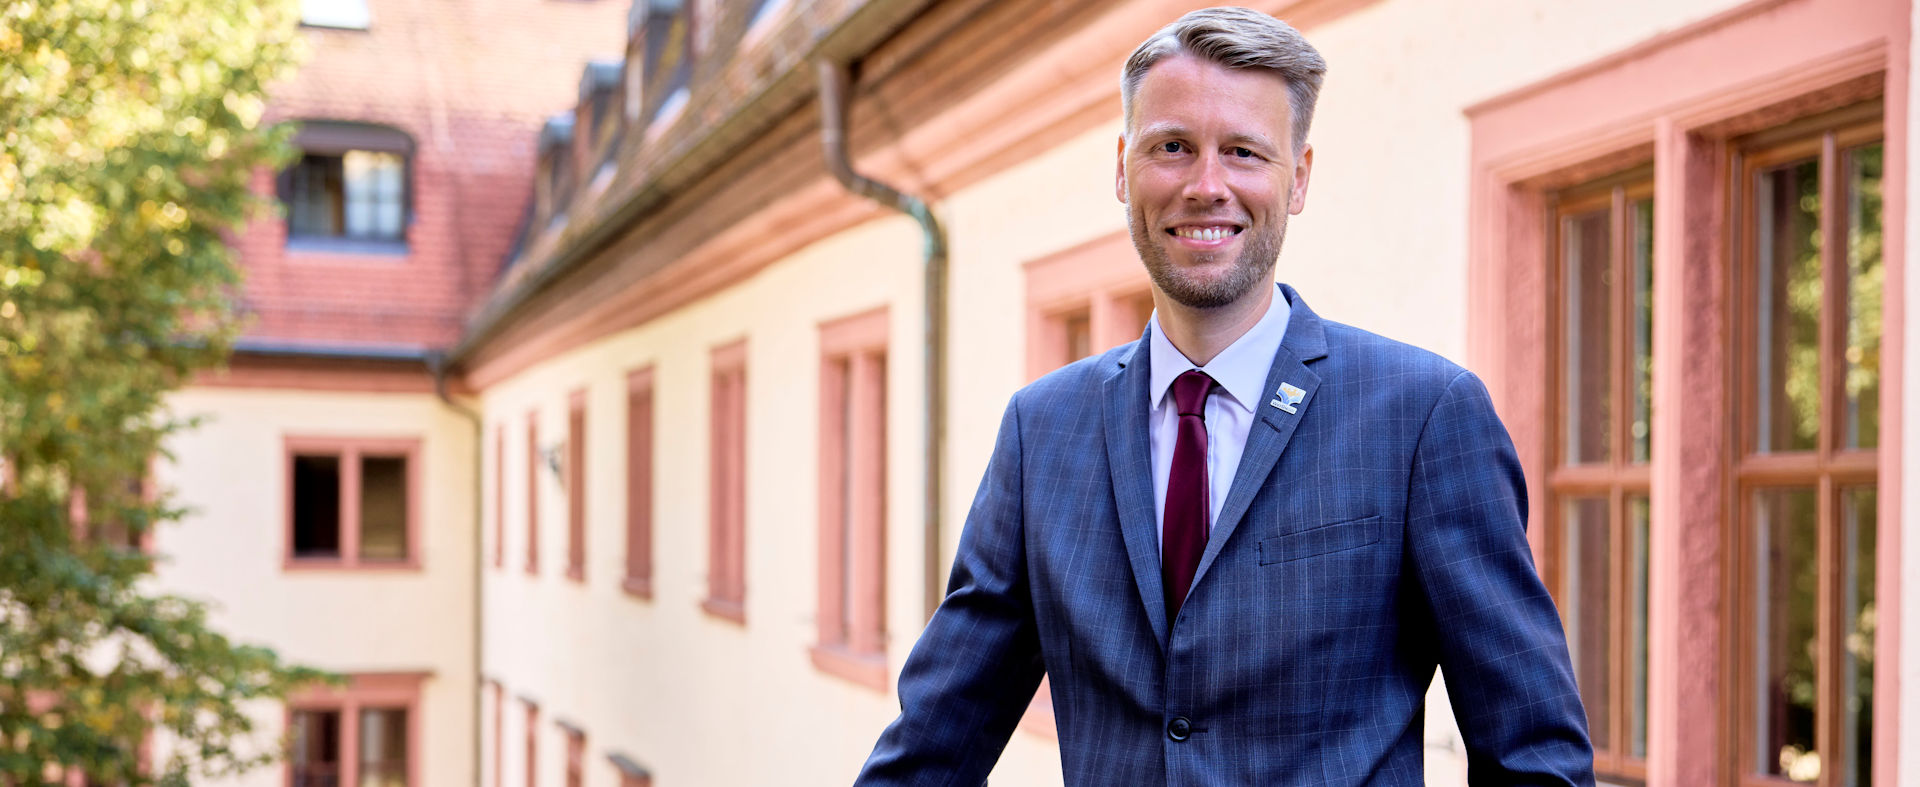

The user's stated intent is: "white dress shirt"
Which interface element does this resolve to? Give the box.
[1147,283,1292,548]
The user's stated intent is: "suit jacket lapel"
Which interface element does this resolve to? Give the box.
[1102,336,1169,652]
[1191,285,1330,592]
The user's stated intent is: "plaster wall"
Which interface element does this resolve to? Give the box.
[153,387,479,785]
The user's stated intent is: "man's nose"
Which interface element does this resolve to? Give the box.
[1183,153,1229,204]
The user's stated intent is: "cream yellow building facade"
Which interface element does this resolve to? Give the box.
[151,0,1920,784]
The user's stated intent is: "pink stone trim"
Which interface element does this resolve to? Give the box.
[1465,0,1905,782]
[706,340,748,621]
[284,671,429,787]
[281,436,424,572]
[624,366,656,601]
[815,307,890,690]
[566,388,587,584]
[1022,231,1153,381]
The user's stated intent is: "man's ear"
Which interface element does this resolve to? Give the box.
[1114,134,1128,204]
[1289,142,1313,215]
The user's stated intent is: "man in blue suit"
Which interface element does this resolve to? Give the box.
[858,7,1593,784]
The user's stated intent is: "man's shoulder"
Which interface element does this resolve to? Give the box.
[1316,317,1474,394]
[1010,341,1134,411]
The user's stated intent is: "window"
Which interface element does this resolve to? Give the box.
[561,723,585,787]
[522,701,538,787]
[703,340,747,622]
[812,308,888,690]
[1024,233,1155,381]
[608,753,653,787]
[633,0,693,127]
[299,0,369,29]
[1547,174,1654,779]
[494,425,506,570]
[625,367,655,598]
[526,411,541,576]
[580,60,624,178]
[1463,2,1902,783]
[567,389,587,583]
[279,122,411,249]
[287,673,424,787]
[535,115,576,230]
[284,437,420,570]
[1735,110,1882,787]
[490,682,504,787]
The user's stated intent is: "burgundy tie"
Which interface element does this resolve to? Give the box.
[1162,369,1215,619]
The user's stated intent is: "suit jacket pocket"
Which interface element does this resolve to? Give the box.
[1258,515,1382,565]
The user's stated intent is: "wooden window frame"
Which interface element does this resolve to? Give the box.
[624,367,656,599]
[284,672,427,787]
[566,389,588,584]
[1545,173,1656,783]
[811,308,890,691]
[702,339,748,623]
[282,436,423,572]
[1730,109,1885,787]
[278,121,412,252]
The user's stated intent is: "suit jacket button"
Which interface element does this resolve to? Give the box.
[1166,716,1191,741]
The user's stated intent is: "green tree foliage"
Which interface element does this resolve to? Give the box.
[1,0,330,782]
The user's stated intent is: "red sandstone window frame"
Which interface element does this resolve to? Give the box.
[283,671,427,787]
[493,425,506,570]
[489,680,504,787]
[522,699,539,787]
[1024,232,1156,380]
[559,720,586,787]
[1464,0,1906,783]
[527,410,541,577]
[624,367,656,599]
[282,436,423,572]
[703,339,748,623]
[566,388,588,584]
[811,307,890,691]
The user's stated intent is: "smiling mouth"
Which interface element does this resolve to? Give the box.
[1168,225,1244,241]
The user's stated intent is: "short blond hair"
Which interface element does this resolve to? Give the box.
[1121,7,1327,152]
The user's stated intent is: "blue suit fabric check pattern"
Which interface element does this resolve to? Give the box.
[857,286,1595,786]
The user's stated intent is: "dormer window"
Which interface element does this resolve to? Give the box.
[278,121,412,251]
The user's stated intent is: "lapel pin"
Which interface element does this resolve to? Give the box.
[1271,382,1305,414]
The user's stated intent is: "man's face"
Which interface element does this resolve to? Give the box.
[1117,54,1312,310]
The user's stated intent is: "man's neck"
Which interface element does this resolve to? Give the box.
[1154,283,1275,367]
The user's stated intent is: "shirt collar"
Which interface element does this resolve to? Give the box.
[1148,283,1293,414]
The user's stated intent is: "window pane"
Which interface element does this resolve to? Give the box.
[358,707,408,787]
[1562,497,1610,750]
[1563,209,1611,464]
[360,455,408,561]
[1841,486,1876,787]
[292,454,342,558]
[1755,160,1822,454]
[291,709,341,787]
[837,358,855,636]
[1064,310,1091,362]
[1628,494,1650,759]
[1630,199,1654,464]
[343,151,405,241]
[286,155,345,238]
[1843,144,1883,450]
[1754,486,1819,781]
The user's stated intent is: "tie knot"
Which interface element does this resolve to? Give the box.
[1172,370,1215,417]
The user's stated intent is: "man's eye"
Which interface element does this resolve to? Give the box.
[1159,141,1185,154]
[1231,147,1256,159]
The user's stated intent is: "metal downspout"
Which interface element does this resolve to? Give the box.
[815,58,948,622]
[426,351,486,786]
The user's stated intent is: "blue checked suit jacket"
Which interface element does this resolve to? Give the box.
[857,286,1594,785]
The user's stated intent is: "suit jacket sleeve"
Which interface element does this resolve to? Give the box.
[1406,370,1596,786]
[855,395,1045,786]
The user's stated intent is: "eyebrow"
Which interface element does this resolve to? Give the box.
[1132,124,1280,152]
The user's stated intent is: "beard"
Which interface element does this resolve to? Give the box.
[1128,203,1286,310]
